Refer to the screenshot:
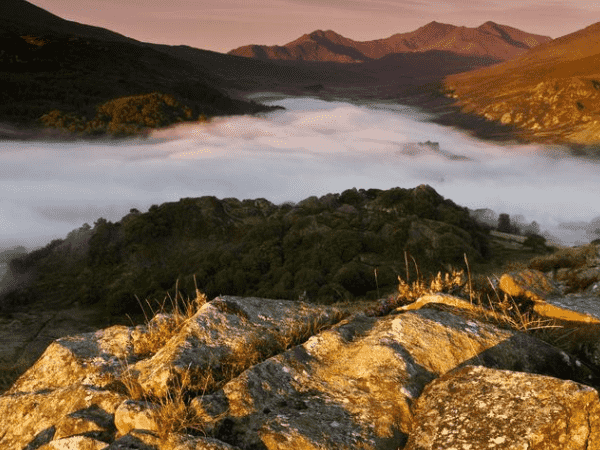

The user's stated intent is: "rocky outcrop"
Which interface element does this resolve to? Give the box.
[191,307,593,449]
[2,248,600,449]
[130,296,347,398]
[405,365,600,450]
[498,248,600,370]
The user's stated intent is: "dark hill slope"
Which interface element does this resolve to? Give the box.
[0,0,278,136]
[0,0,137,44]
[444,22,600,146]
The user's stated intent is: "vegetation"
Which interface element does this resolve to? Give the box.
[0,186,498,319]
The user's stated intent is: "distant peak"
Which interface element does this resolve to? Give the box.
[309,29,343,38]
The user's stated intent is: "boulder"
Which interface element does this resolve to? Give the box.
[131,296,346,398]
[191,307,593,449]
[405,365,600,450]
[0,385,125,449]
[499,268,561,301]
[8,325,137,394]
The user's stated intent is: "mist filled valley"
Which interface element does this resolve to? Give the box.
[0,93,598,254]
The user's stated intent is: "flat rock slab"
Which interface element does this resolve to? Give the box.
[499,269,561,301]
[0,385,125,450]
[132,296,346,398]
[192,308,592,450]
[405,365,600,450]
[535,293,600,324]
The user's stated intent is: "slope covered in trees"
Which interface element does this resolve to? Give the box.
[0,186,499,318]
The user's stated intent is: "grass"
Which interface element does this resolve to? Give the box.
[132,278,208,358]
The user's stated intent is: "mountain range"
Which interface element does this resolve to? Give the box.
[4,0,600,147]
[228,21,551,63]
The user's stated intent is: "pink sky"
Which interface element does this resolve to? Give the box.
[27,0,600,53]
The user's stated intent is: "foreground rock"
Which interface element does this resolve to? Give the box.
[1,291,599,450]
[499,263,600,367]
[131,296,347,398]
[405,365,600,450]
[0,385,125,449]
[192,306,594,449]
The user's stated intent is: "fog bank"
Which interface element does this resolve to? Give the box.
[0,94,598,250]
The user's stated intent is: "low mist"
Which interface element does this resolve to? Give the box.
[0,94,598,250]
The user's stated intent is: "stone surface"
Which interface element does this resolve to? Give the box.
[499,269,561,301]
[8,325,137,394]
[192,308,593,450]
[0,385,125,450]
[534,293,600,324]
[405,365,600,450]
[165,434,241,450]
[38,436,109,450]
[114,400,160,436]
[131,296,346,398]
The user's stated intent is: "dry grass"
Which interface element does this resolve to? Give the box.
[133,279,208,357]
[150,372,206,441]
[388,254,562,336]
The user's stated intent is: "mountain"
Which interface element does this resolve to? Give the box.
[0,0,279,136]
[443,22,600,146]
[228,21,551,63]
[0,0,139,45]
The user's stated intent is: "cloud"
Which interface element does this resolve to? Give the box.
[1,94,599,249]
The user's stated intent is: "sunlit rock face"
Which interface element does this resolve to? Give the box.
[405,365,600,450]
[131,296,347,398]
[190,307,592,449]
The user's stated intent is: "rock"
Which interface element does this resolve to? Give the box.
[191,307,593,449]
[405,365,600,450]
[0,385,125,450]
[106,432,240,450]
[131,296,346,398]
[8,325,137,394]
[534,293,600,324]
[114,400,160,436]
[165,434,241,450]
[499,269,561,301]
[38,436,109,450]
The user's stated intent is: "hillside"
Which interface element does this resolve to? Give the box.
[443,22,600,147]
[0,0,279,136]
[0,185,498,318]
[228,21,551,63]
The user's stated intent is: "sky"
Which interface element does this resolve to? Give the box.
[26,0,600,53]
